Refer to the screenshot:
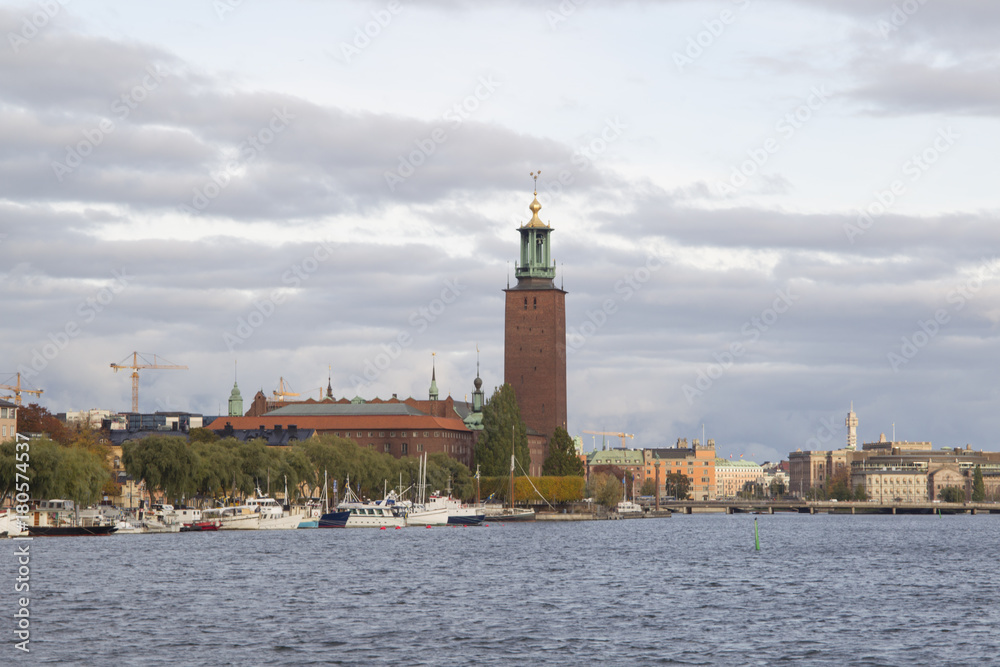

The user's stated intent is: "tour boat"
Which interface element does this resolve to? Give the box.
[407,494,486,526]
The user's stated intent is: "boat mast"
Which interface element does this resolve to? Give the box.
[510,425,515,509]
[323,469,329,514]
[475,465,481,505]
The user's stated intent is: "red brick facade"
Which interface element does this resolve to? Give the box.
[504,283,567,474]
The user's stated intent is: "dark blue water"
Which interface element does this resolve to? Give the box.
[3,514,999,665]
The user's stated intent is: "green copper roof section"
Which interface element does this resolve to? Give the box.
[515,192,556,282]
[587,449,644,466]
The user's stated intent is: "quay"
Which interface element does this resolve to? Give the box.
[655,500,1000,515]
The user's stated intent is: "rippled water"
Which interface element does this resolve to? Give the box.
[3,513,999,665]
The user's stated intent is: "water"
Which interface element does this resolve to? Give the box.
[3,513,999,665]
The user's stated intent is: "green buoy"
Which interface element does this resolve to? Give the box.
[754,517,760,551]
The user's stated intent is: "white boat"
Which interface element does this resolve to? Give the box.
[320,477,405,528]
[245,490,300,530]
[615,500,644,516]
[407,494,485,526]
[0,509,27,537]
[113,519,145,534]
[201,505,261,530]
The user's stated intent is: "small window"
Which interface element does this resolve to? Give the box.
[383,443,391,453]
[402,443,408,455]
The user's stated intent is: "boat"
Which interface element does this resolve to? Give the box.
[319,475,405,528]
[179,520,220,532]
[246,488,301,530]
[613,478,645,518]
[0,509,27,537]
[482,437,535,522]
[404,454,486,526]
[113,519,145,534]
[28,525,118,537]
[201,505,261,530]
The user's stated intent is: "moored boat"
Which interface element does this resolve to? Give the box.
[320,477,405,528]
[201,505,261,530]
[246,489,301,530]
[28,525,118,537]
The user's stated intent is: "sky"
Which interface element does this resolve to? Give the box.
[2,0,999,464]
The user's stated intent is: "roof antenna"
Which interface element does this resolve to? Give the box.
[506,261,510,289]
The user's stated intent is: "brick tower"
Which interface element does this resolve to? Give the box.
[504,172,567,471]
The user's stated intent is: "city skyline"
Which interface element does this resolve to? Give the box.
[2,1,999,464]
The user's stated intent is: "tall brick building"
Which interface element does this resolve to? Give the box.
[504,181,567,474]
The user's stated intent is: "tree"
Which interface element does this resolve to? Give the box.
[122,436,195,504]
[853,484,867,501]
[542,427,584,476]
[827,467,852,501]
[17,403,70,444]
[474,384,529,477]
[939,486,965,503]
[587,473,622,509]
[972,465,986,502]
[639,478,656,497]
[739,481,765,499]
[769,478,787,498]
[663,472,690,500]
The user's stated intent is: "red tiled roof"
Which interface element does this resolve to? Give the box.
[205,414,470,432]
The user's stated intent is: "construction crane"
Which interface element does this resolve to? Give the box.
[110,352,188,413]
[272,377,300,402]
[582,430,635,450]
[0,372,43,406]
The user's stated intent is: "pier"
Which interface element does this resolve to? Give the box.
[654,500,1000,515]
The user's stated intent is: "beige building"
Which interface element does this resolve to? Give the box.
[851,464,929,503]
[715,459,764,498]
[0,399,17,442]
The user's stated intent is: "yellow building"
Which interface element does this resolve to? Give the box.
[643,438,717,501]
[715,459,764,498]
[0,399,17,442]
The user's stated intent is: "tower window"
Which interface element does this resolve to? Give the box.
[533,297,537,309]
[524,297,528,310]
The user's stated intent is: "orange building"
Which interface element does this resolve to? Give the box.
[643,438,717,501]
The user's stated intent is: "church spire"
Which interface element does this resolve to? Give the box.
[326,364,334,400]
[429,353,439,401]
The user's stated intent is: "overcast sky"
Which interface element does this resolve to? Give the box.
[2,0,999,464]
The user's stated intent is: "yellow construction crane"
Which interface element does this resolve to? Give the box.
[0,372,43,406]
[272,377,300,402]
[110,352,188,413]
[582,430,635,450]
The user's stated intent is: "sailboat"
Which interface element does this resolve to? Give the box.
[483,429,535,522]
[405,453,486,526]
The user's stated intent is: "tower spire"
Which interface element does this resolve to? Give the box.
[429,352,439,401]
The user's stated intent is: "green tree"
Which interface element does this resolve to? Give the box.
[54,446,109,507]
[663,472,690,500]
[938,486,965,503]
[739,481,765,499]
[542,427,584,476]
[853,484,867,501]
[122,435,195,503]
[769,478,787,498]
[972,465,986,502]
[588,472,623,509]
[474,384,529,477]
[639,478,656,497]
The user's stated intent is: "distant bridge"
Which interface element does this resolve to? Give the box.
[651,500,1000,515]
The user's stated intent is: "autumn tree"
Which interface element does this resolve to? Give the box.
[474,384,529,477]
[17,403,69,444]
[663,472,690,500]
[542,427,584,476]
[639,478,656,497]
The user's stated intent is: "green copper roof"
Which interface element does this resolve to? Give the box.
[588,449,643,466]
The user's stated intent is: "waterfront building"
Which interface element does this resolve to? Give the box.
[643,438,717,500]
[715,459,765,498]
[504,179,568,475]
[788,448,855,498]
[0,399,17,442]
[587,448,644,488]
